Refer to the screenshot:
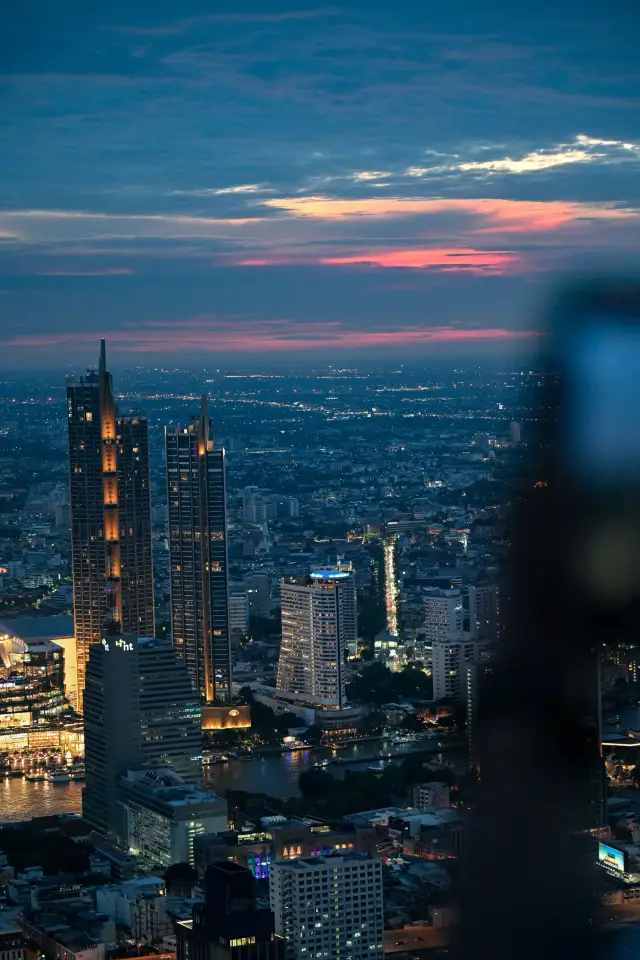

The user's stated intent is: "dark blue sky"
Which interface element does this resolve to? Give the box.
[1,0,639,368]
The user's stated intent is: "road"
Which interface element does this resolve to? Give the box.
[383,536,399,637]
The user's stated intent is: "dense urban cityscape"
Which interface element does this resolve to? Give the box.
[0,342,638,960]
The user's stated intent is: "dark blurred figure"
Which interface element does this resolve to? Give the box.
[457,284,640,960]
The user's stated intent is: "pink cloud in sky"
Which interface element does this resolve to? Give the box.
[319,247,518,271]
[236,247,520,273]
[263,195,634,234]
[0,317,539,354]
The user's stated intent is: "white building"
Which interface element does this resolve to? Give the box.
[96,877,166,928]
[270,854,384,960]
[424,589,464,645]
[229,592,250,636]
[277,571,356,709]
[118,768,228,867]
[432,638,479,701]
[312,563,358,659]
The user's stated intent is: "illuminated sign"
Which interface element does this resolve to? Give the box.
[599,842,626,874]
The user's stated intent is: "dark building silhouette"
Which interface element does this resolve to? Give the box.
[67,340,154,710]
[176,862,285,960]
[82,635,202,838]
[166,398,231,703]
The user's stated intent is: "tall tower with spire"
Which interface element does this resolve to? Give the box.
[165,396,232,703]
[67,341,155,710]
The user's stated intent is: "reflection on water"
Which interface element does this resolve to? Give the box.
[1,737,462,822]
[1,777,84,824]
[204,738,438,799]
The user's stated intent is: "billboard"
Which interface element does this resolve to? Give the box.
[599,842,626,874]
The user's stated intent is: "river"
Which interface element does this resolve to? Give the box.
[1,736,462,824]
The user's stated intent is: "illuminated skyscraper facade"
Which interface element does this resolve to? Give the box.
[166,398,231,704]
[277,571,355,710]
[67,341,154,710]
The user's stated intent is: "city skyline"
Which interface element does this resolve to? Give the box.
[1,2,639,367]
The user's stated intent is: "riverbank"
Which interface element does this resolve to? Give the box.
[1,734,467,823]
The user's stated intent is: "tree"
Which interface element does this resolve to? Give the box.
[304,724,323,746]
[164,861,198,894]
[360,710,386,736]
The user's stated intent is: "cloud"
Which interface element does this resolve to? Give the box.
[351,171,393,182]
[0,209,264,243]
[168,184,272,197]
[319,248,519,272]
[115,9,342,36]
[37,267,134,277]
[0,317,538,354]
[238,247,520,273]
[262,195,634,232]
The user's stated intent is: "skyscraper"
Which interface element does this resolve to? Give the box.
[177,862,286,960]
[83,635,202,838]
[424,588,464,645]
[276,571,355,710]
[269,854,383,960]
[67,341,154,710]
[166,398,231,703]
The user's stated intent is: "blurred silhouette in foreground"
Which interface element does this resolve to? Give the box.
[458,283,640,960]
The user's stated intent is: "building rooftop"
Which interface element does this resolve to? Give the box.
[276,853,376,870]
[0,615,74,641]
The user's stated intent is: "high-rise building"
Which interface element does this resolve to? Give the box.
[176,862,286,960]
[244,572,271,617]
[465,583,499,641]
[166,398,231,704]
[269,854,383,960]
[465,658,497,770]
[424,588,464,645]
[312,562,358,658]
[277,571,356,709]
[229,592,250,636]
[432,638,480,701]
[67,341,154,710]
[83,635,202,838]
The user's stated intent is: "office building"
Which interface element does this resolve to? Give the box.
[176,862,285,960]
[312,562,358,658]
[466,660,496,770]
[244,572,271,617]
[432,638,480,701]
[67,341,154,710]
[0,616,77,709]
[465,584,499,641]
[277,571,356,710]
[270,853,383,960]
[118,768,227,868]
[229,592,250,636]
[194,819,377,880]
[242,488,277,525]
[83,636,202,838]
[166,398,231,704]
[0,632,67,728]
[424,589,464,645]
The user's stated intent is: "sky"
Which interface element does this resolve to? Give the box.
[1,0,639,369]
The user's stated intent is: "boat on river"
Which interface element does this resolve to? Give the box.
[367,760,387,773]
[45,770,71,784]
